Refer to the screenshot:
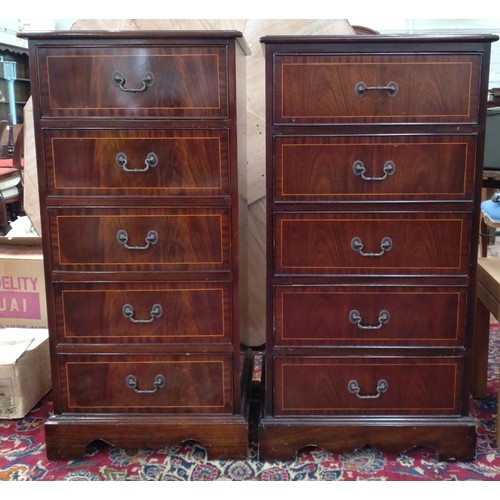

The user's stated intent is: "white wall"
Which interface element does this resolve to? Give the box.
[350,18,500,88]
[1,18,500,87]
[0,19,76,48]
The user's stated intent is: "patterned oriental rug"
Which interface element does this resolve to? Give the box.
[1,328,499,482]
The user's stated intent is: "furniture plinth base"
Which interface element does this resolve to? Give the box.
[258,416,477,462]
[44,414,249,461]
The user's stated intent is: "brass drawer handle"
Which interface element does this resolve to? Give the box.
[348,379,388,399]
[349,309,390,330]
[351,236,392,257]
[112,70,155,93]
[116,229,158,250]
[352,160,396,181]
[355,81,398,97]
[116,152,158,172]
[122,303,163,323]
[126,374,165,394]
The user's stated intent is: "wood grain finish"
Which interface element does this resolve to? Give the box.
[274,285,466,347]
[275,212,471,275]
[37,45,229,118]
[60,354,233,413]
[21,30,250,460]
[274,135,476,201]
[55,282,233,345]
[274,53,481,124]
[50,208,231,271]
[274,357,463,415]
[44,128,231,197]
[260,34,498,461]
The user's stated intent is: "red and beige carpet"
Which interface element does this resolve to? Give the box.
[1,328,499,481]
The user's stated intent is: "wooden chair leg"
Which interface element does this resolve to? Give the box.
[0,192,8,235]
[472,294,490,398]
[480,217,489,257]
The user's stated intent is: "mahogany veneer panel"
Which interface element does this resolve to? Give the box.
[36,45,230,118]
[50,208,231,271]
[59,353,233,413]
[55,282,233,345]
[44,128,231,197]
[274,53,481,124]
[274,285,466,347]
[275,212,471,275]
[274,356,463,415]
[274,135,476,202]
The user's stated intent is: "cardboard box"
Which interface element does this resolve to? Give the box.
[0,328,51,419]
[0,240,46,328]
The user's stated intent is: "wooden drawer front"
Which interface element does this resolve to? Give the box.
[54,282,232,345]
[274,285,466,347]
[275,135,475,202]
[58,354,233,413]
[275,212,470,276]
[50,207,231,272]
[274,54,480,124]
[44,129,230,197]
[274,356,463,415]
[37,46,229,118]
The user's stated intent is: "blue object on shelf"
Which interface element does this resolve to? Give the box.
[482,192,500,225]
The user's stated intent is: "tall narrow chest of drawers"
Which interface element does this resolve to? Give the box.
[20,30,251,460]
[259,34,498,461]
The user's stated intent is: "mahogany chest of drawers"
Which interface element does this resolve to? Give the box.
[259,34,498,461]
[21,30,250,460]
